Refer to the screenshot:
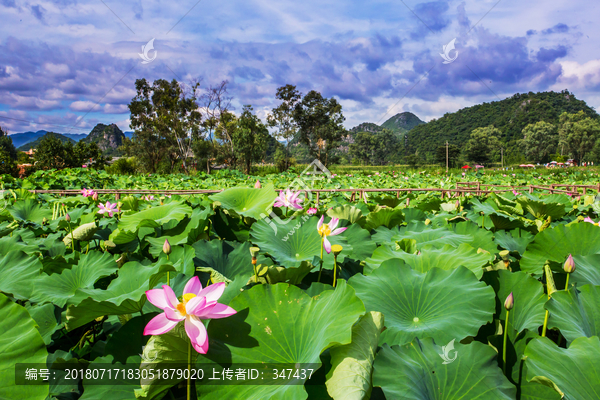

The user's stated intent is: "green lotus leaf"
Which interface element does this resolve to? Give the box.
[25,303,61,345]
[516,197,566,220]
[0,293,49,400]
[363,208,404,231]
[327,205,366,226]
[196,281,365,400]
[525,336,600,400]
[65,260,175,330]
[349,262,495,347]
[80,355,141,400]
[31,251,118,307]
[0,234,40,255]
[0,250,42,299]
[568,254,600,286]
[520,223,600,276]
[109,228,138,245]
[375,221,472,248]
[448,221,498,254]
[484,270,547,339]
[494,229,535,255]
[103,313,158,364]
[146,207,211,255]
[209,183,277,220]
[192,239,254,281]
[118,201,193,232]
[9,199,52,224]
[135,322,190,400]
[545,285,600,345]
[373,338,516,399]
[364,246,408,274]
[325,311,384,400]
[249,216,348,270]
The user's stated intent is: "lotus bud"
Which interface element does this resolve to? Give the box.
[250,246,260,265]
[504,292,514,311]
[331,244,343,256]
[563,254,575,273]
[163,239,171,255]
[42,217,48,225]
[65,213,71,222]
[254,180,261,189]
[92,192,98,201]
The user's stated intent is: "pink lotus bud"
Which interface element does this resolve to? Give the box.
[92,192,98,201]
[254,180,261,189]
[65,213,71,222]
[163,239,171,255]
[563,254,575,273]
[504,292,514,311]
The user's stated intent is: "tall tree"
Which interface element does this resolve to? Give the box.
[267,85,302,170]
[435,143,461,168]
[465,125,502,165]
[0,126,18,175]
[558,111,600,162]
[293,90,346,166]
[127,78,201,174]
[233,105,270,174]
[520,121,558,163]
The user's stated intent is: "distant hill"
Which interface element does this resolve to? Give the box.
[17,132,76,151]
[123,131,134,139]
[381,112,425,133]
[349,122,384,134]
[9,130,86,148]
[405,90,599,157]
[81,123,126,156]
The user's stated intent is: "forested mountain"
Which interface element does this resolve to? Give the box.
[81,123,126,156]
[17,132,75,151]
[405,90,598,158]
[381,112,425,132]
[9,130,86,148]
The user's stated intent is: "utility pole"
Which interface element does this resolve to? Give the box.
[446,141,449,173]
[501,147,504,168]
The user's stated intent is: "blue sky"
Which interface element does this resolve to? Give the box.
[0,0,598,134]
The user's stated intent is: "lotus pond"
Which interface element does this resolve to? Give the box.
[1,169,600,400]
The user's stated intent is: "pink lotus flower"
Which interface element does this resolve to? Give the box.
[81,188,94,197]
[98,201,119,217]
[513,190,520,196]
[144,276,236,354]
[317,215,347,254]
[143,195,155,201]
[82,164,87,168]
[307,207,318,215]
[254,180,261,189]
[584,217,599,226]
[274,189,303,210]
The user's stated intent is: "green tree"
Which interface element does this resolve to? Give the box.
[267,85,302,171]
[519,121,557,163]
[465,126,502,165]
[0,126,17,162]
[127,78,201,174]
[558,111,600,162]
[293,90,346,166]
[435,144,461,168]
[232,105,270,174]
[349,130,400,166]
[34,134,69,169]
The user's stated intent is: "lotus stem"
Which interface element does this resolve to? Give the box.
[503,309,509,374]
[565,273,570,291]
[67,221,75,253]
[332,253,339,288]
[187,339,192,400]
[542,309,549,337]
[317,237,324,283]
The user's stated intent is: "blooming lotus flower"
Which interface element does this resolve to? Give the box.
[584,216,599,226]
[504,292,514,311]
[306,207,318,215]
[274,189,303,210]
[512,190,520,196]
[98,201,118,217]
[144,276,236,354]
[82,164,87,168]
[254,180,261,188]
[563,254,575,273]
[317,215,347,254]
[81,188,94,197]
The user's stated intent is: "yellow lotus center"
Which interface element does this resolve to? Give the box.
[319,224,331,237]
[177,293,197,316]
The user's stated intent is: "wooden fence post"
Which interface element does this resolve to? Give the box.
[316,192,319,207]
